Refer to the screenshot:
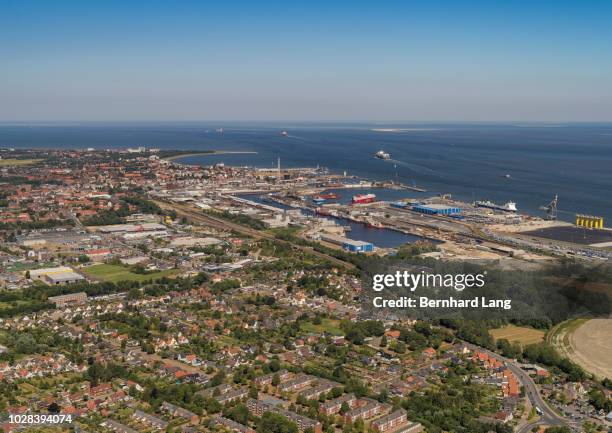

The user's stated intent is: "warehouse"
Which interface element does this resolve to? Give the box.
[28,266,86,285]
[97,222,166,234]
[319,234,373,253]
[411,204,461,216]
[342,239,374,252]
[48,292,88,307]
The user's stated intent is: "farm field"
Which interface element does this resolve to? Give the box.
[489,324,545,346]
[0,158,42,166]
[82,263,179,283]
[550,318,612,379]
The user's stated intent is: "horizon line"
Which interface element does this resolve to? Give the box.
[1,119,612,124]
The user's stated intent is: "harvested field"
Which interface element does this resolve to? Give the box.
[489,325,545,346]
[566,319,612,379]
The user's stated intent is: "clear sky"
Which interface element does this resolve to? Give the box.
[1,0,612,122]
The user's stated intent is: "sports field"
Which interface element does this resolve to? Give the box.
[82,264,179,283]
[489,324,545,346]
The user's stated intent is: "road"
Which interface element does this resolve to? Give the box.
[464,343,581,433]
[154,200,356,271]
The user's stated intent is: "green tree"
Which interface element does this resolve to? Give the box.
[380,335,388,347]
[257,412,299,433]
[340,401,350,415]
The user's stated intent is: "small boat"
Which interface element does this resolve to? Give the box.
[366,219,384,229]
[280,131,289,136]
[317,192,340,199]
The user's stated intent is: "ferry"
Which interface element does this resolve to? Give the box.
[352,193,376,204]
[475,200,517,213]
[375,150,391,160]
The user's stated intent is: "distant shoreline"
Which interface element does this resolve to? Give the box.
[163,150,258,161]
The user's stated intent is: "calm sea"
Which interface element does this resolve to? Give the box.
[1,122,611,222]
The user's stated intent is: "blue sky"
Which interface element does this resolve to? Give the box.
[1,0,611,121]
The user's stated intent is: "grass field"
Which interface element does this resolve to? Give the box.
[82,263,179,283]
[300,318,344,336]
[489,324,545,346]
[0,158,43,167]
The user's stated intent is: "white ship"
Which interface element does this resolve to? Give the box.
[375,150,390,160]
[475,200,517,213]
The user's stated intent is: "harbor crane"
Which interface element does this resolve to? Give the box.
[540,194,558,220]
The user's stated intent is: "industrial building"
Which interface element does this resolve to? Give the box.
[48,292,88,307]
[411,204,461,216]
[319,234,374,253]
[28,266,86,285]
[169,236,223,247]
[96,222,167,234]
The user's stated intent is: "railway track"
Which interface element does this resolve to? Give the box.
[154,200,356,270]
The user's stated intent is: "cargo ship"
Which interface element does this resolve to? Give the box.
[352,193,376,204]
[475,200,517,213]
[375,150,391,160]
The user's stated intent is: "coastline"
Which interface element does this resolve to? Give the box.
[163,150,258,162]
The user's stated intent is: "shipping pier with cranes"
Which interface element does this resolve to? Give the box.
[153,157,612,262]
[243,184,612,261]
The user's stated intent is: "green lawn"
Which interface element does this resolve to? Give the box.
[300,318,344,336]
[83,264,179,283]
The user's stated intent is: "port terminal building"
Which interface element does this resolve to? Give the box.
[319,234,374,252]
[411,204,461,216]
